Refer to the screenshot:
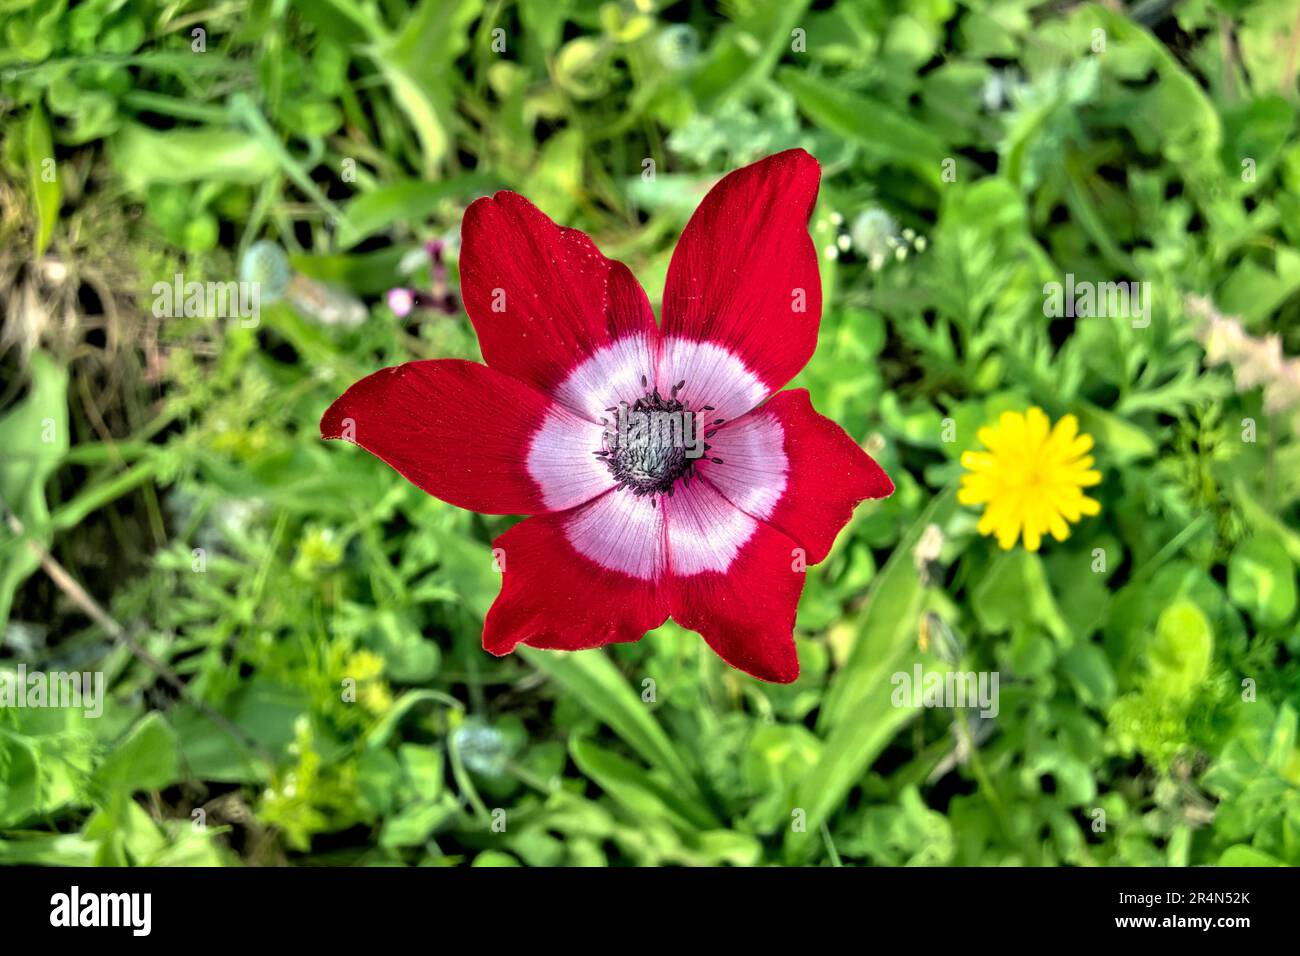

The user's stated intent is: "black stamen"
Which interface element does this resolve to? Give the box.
[702,405,715,411]
[705,429,716,438]
[597,381,698,499]
[711,457,723,464]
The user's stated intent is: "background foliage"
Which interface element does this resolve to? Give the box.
[2,0,1299,866]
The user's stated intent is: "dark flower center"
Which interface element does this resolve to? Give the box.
[594,379,725,502]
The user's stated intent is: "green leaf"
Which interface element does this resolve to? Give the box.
[1235,481,1300,566]
[371,53,451,178]
[1059,642,1117,709]
[1089,7,1221,174]
[380,800,453,848]
[0,352,69,629]
[519,647,718,828]
[1076,402,1157,463]
[819,489,956,732]
[25,106,60,254]
[693,1,813,107]
[786,655,944,864]
[227,94,354,236]
[290,247,407,296]
[0,833,98,866]
[1228,536,1297,628]
[366,690,456,750]
[1147,599,1212,700]
[1218,845,1285,866]
[356,747,402,817]
[782,68,950,188]
[344,174,497,239]
[471,850,521,866]
[570,736,710,832]
[522,129,583,222]
[111,123,279,189]
[0,732,41,827]
[96,713,180,793]
[972,550,1071,643]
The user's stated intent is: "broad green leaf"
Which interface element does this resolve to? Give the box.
[1147,599,1212,700]
[1227,536,1298,628]
[1059,642,1117,708]
[0,732,41,827]
[973,549,1071,644]
[112,123,278,189]
[96,713,180,793]
[380,800,454,848]
[1218,845,1285,867]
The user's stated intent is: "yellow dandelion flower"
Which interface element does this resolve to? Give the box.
[958,407,1102,552]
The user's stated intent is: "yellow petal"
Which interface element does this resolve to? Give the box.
[1066,434,1094,457]
[1023,524,1042,551]
[999,411,1026,452]
[1025,407,1050,449]
[1050,414,1079,446]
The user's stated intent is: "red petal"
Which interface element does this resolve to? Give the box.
[483,506,668,654]
[666,497,805,684]
[321,359,561,515]
[460,191,658,409]
[661,149,822,398]
[702,389,893,565]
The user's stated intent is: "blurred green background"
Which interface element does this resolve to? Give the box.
[2,0,1299,867]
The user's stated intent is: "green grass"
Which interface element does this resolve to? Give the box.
[1,0,1299,867]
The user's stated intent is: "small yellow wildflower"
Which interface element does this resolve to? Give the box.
[958,407,1101,551]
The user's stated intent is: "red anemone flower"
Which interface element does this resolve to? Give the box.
[321,149,893,682]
